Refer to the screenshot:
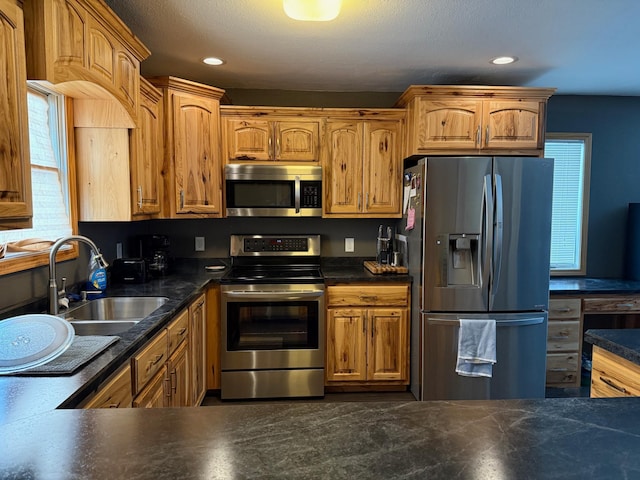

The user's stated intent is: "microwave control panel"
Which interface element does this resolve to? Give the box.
[301,182,321,208]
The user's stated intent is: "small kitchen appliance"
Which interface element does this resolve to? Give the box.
[134,234,171,276]
[220,234,325,400]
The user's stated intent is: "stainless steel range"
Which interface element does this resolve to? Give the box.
[220,234,325,399]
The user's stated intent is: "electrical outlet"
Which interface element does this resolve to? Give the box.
[116,242,123,259]
[195,236,205,252]
[345,237,355,253]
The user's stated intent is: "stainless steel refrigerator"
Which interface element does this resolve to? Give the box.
[403,156,553,400]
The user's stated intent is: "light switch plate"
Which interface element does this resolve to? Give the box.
[345,237,355,253]
[195,236,205,252]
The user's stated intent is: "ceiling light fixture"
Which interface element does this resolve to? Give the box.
[283,0,342,21]
[203,57,224,66]
[490,56,518,65]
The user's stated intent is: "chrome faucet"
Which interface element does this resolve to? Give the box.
[49,235,109,315]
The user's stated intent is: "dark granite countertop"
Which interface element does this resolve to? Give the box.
[321,257,412,283]
[1,397,639,479]
[550,277,640,295]
[0,258,228,426]
[585,328,640,366]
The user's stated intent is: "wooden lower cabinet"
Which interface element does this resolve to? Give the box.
[167,340,190,407]
[325,284,409,388]
[206,285,221,390]
[133,367,168,408]
[546,297,583,387]
[591,345,640,398]
[189,293,207,406]
[83,364,133,409]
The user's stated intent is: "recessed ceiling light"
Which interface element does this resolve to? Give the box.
[490,56,518,65]
[203,57,224,66]
[283,0,342,21]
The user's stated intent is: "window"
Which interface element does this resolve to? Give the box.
[544,133,592,275]
[0,84,75,274]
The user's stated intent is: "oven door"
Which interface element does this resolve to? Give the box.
[221,284,325,370]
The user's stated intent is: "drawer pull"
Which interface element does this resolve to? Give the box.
[151,353,164,366]
[600,376,628,394]
[171,370,177,393]
[550,335,570,340]
[553,307,572,313]
[549,368,569,372]
[359,295,378,302]
[178,328,187,336]
[616,303,635,308]
[108,402,120,408]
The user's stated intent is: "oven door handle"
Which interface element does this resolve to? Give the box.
[223,290,324,300]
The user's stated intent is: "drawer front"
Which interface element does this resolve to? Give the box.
[591,346,640,398]
[547,320,580,352]
[546,353,579,385]
[84,365,133,409]
[167,309,189,355]
[583,296,640,313]
[549,298,581,320]
[132,329,168,394]
[327,285,409,307]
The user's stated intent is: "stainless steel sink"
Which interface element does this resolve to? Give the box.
[62,296,169,336]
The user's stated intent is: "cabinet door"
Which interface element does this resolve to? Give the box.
[483,100,541,149]
[326,308,367,381]
[414,99,482,151]
[0,0,32,227]
[225,119,271,161]
[363,121,401,214]
[86,14,114,86]
[591,346,640,398]
[132,367,168,408]
[189,293,207,406]
[206,285,221,390]
[50,0,86,81]
[324,121,363,214]
[168,340,190,407]
[172,92,222,215]
[114,47,139,117]
[367,308,408,381]
[275,120,320,162]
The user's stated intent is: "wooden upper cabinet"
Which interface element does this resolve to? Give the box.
[149,76,225,218]
[221,107,321,163]
[130,77,163,217]
[0,0,33,229]
[396,85,555,156]
[23,0,149,125]
[323,114,403,217]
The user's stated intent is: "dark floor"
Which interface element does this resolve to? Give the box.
[201,386,589,406]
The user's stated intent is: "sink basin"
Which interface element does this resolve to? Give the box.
[62,296,169,336]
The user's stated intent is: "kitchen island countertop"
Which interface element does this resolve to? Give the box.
[585,328,640,366]
[0,397,639,479]
[550,276,640,295]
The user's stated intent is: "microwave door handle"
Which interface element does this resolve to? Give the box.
[295,175,301,214]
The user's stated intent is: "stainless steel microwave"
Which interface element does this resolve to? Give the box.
[225,164,322,217]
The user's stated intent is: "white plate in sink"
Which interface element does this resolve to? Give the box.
[0,314,75,374]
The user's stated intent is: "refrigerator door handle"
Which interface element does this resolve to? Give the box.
[490,173,504,310]
[481,174,494,290]
[427,316,544,327]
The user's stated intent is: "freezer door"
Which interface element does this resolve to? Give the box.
[421,312,547,400]
[424,157,493,312]
[491,157,553,312]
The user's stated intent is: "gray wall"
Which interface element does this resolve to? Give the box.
[3,92,639,314]
[546,95,640,278]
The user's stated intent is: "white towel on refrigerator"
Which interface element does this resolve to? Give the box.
[455,319,497,378]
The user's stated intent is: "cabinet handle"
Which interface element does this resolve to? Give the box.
[164,378,172,397]
[485,126,489,146]
[366,193,369,209]
[360,295,378,302]
[235,155,257,160]
[137,186,143,209]
[179,190,184,210]
[553,307,572,313]
[178,327,187,336]
[268,136,273,159]
[550,335,570,340]
[276,136,281,159]
[357,193,361,210]
[600,376,628,394]
[108,402,120,408]
[616,303,635,308]
[151,353,164,365]
[171,370,177,393]
[549,368,569,372]
[476,125,481,146]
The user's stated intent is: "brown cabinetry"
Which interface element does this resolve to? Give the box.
[206,284,221,390]
[23,0,150,124]
[546,298,582,387]
[326,284,409,387]
[221,109,321,163]
[189,293,207,406]
[83,364,132,409]
[591,345,640,398]
[0,0,33,229]
[323,115,403,217]
[149,76,225,218]
[395,86,555,157]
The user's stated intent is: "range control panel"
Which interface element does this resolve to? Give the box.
[230,234,321,256]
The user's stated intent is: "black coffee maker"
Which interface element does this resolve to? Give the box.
[134,234,171,276]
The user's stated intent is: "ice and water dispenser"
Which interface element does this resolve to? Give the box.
[437,233,480,287]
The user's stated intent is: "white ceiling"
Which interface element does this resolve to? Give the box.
[104,0,640,96]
